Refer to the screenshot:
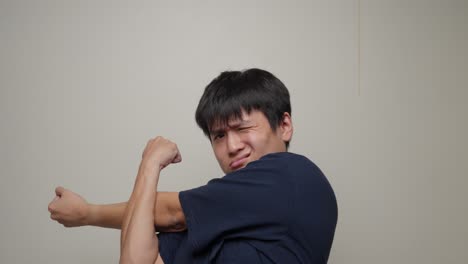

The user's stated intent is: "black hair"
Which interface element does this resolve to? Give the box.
[195,68,291,147]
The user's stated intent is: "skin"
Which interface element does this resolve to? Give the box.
[47,110,293,263]
[119,136,181,264]
[210,110,293,174]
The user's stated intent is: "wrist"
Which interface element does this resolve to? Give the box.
[85,203,98,226]
[138,161,161,178]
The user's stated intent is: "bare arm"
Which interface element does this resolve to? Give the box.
[48,189,185,232]
[120,136,182,264]
[120,164,160,263]
[88,193,184,231]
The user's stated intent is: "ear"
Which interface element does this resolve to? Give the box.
[279,112,293,143]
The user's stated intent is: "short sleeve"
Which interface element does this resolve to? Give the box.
[158,231,194,264]
[158,232,185,263]
[179,153,293,255]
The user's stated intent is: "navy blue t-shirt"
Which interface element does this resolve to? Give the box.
[158,152,337,263]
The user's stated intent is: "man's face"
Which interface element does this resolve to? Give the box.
[209,110,293,174]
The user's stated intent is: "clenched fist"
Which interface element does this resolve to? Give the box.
[48,186,89,227]
[140,136,182,171]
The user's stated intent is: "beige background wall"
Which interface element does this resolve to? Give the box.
[1,0,467,263]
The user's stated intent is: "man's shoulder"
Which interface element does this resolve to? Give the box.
[261,151,309,161]
[223,152,316,179]
[256,152,315,169]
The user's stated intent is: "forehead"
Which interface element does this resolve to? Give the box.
[209,110,256,133]
[210,115,248,132]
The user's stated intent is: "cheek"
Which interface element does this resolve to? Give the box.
[247,131,267,146]
[249,131,279,153]
[245,129,260,140]
[213,145,226,162]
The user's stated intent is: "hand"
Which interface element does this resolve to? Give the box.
[141,136,182,171]
[48,186,90,227]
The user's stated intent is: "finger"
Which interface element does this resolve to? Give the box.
[47,202,54,213]
[50,214,58,221]
[173,145,182,163]
[172,152,182,163]
[55,186,65,197]
[47,196,59,212]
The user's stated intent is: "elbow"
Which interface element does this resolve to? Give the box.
[167,210,186,232]
[156,208,187,232]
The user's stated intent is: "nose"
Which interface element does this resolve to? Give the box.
[226,132,244,155]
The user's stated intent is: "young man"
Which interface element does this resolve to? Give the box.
[48,69,338,263]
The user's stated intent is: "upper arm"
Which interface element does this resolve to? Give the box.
[154,192,186,232]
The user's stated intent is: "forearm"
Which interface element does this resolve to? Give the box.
[120,166,160,263]
[86,193,185,231]
[87,202,126,229]
[121,164,158,247]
